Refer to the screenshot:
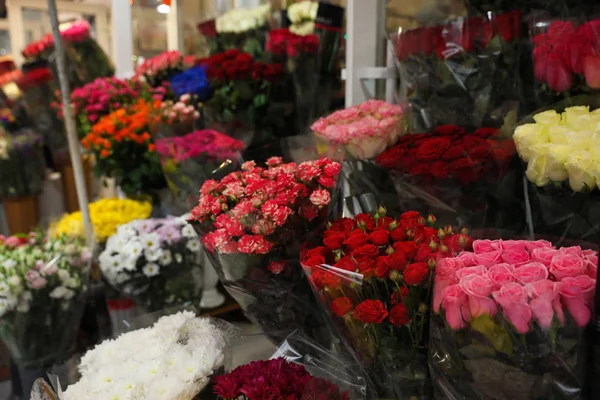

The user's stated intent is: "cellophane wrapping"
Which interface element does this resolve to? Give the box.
[188,138,344,346]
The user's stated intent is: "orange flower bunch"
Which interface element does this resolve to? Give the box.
[81,99,160,159]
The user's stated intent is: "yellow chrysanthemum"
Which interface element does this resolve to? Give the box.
[51,198,152,242]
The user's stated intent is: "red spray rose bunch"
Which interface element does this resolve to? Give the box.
[533,19,600,92]
[197,48,284,83]
[375,125,515,185]
[213,358,350,400]
[395,10,522,61]
[266,28,320,59]
[302,207,472,396]
[190,156,340,256]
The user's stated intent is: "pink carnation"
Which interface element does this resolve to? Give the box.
[309,189,331,207]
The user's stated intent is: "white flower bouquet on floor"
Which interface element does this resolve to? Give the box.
[99,216,204,312]
[62,311,230,400]
[0,233,91,368]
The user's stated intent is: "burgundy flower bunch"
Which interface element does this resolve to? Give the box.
[213,358,350,400]
[395,10,522,61]
[375,125,516,185]
[266,28,320,59]
[197,48,284,83]
[302,208,472,397]
[191,156,340,256]
[533,19,600,92]
[15,68,52,90]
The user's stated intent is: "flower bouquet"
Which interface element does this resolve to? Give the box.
[302,209,472,398]
[52,198,152,243]
[393,11,523,132]
[197,49,284,155]
[99,217,204,312]
[215,4,271,58]
[214,358,351,400]
[188,156,341,345]
[287,0,319,36]
[169,66,212,101]
[81,99,167,197]
[375,124,524,231]
[0,233,91,394]
[17,62,66,156]
[62,311,230,399]
[155,129,245,210]
[514,106,600,242]
[135,50,195,88]
[151,94,201,140]
[430,239,596,399]
[0,129,45,199]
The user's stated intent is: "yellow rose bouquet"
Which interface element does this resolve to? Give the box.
[514,106,600,240]
[52,198,152,243]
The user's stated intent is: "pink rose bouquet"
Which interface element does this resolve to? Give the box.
[311,100,406,160]
[430,238,597,400]
[135,50,195,88]
[188,156,341,345]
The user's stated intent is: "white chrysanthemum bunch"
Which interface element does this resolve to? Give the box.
[216,4,271,34]
[99,216,201,285]
[63,311,228,400]
[288,1,318,36]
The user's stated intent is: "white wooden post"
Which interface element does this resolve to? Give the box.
[111,0,134,78]
[167,0,183,52]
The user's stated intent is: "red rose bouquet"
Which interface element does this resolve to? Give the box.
[430,239,596,399]
[375,124,524,232]
[302,208,472,398]
[213,358,351,400]
[189,156,341,345]
[393,11,523,132]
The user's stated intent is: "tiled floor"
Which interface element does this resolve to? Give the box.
[0,322,276,399]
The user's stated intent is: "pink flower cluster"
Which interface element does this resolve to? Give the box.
[159,94,199,125]
[434,239,597,333]
[60,21,91,43]
[213,358,350,400]
[155,129,244,163]
[311,100,405,159]
[191,157,341,255]
[135,51,194,78]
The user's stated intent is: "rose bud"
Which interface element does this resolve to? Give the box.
[460,228,469,235]
[418,303,428,313]
[458,234,469,249]
[417,216,425,225]
[385,246,395,255]
[439,244,449,253]
[377,205,387,217]
[389,270,403,282]
[426,214,436,225]
[427,258,436,269]
[326,221,333,229]
[444,225,453,234]
[406,228,415,239]
[437,228,446,239]
[388,221,398,230]
[428,239,438,251]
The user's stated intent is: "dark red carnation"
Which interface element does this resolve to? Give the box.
[369,229,389,246]
[403,262,430,285]
[389,303,411,326]
[343,229,370,250]
[353,300,388,324]
[331,297,353,317]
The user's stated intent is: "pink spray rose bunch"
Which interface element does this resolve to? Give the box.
[155,129,244,163]
[311,99,406,160]
[434,239,597,332]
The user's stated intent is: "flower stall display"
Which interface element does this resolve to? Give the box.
[0,233,91,394]
[530,17,600,104]
[189,156,341,345]
[0,129,45,200]
[215,4,271,57]
[52,198,152,243]
[99,217,204,312]
[135,50,195,88]
[287,1,319,36]
[393,11,523,132]
[81,99,166,197]
[302,209,472,398]
[430,239,596,399]
[375,124,523,231]
[197,49,284,154]
[213,358,351,400]
[155,129,245,210]
[62,311,230,399]
[514,106,600,241]
[17,62,66,156]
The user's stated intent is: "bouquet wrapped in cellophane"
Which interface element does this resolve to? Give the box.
[302,208,472,398]
[430,239,596,399]
[188,155,342,346]
[135,50,195,89]
[99,216,204,312]
[0,232,91,391]
[0,128,45,199]
[215,4,271,58]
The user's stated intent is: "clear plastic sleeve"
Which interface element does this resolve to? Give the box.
[98,216,204,313]
[188,138,343,346]
[430,239,595,399]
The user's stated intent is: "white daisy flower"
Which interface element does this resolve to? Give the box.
[140,233,161,253]
[181,224,196,238]
[159,250,172,266]
[186,239,201,252]
[143,263,160,277]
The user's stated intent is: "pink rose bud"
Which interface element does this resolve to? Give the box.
[492,283,532,334]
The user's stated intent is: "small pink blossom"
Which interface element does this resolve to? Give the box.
[30,277,47,290]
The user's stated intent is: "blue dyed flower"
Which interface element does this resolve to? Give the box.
[170,66,212,101]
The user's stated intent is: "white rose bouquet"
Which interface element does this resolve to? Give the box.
[63,311,230,400]
[215,4,271,57]
[0,233,91,368]
[287,1,318,36]
[99,216,204,312]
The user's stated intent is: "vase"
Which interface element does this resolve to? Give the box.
[199,247,225,309]
[2,196,39,234]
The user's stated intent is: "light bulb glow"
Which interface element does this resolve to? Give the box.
[157,4,170,14]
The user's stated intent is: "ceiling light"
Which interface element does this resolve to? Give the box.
[157,4,170,13]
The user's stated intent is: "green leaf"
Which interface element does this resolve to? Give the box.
[253,94,267,108]
[470,314,512,355]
